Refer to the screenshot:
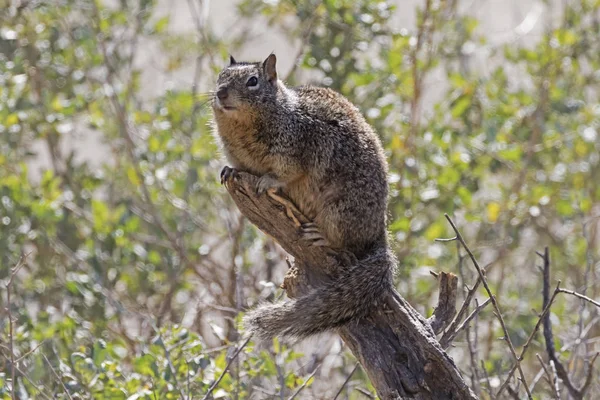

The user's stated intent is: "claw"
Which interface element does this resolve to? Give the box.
[310,238,329,247]
[300,222,320,233]
[337,250,358,266]
[326,249,358,266]
[220,166,238,185]
[301,232,325,241]
[299,222,330,247]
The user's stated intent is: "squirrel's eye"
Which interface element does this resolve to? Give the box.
[246,77,258,87]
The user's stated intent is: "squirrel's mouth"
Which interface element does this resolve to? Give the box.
[213,98,237,112]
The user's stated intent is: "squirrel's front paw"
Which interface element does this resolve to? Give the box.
[256,173,285,196]
[220,166,239,185]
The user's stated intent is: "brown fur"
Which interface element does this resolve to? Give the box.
[212,54,393,341]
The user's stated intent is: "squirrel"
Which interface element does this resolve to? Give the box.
[212,53,394,341]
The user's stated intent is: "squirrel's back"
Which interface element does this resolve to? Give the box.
[282,85,388,255]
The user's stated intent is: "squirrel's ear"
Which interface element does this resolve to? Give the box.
[229,55,237,66]
[262,53,277,84]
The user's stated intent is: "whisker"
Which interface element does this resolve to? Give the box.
[194,91,215,108]
[197,91,215,97]
[194,98,214,110]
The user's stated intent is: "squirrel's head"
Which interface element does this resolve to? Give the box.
[212,54,279,118]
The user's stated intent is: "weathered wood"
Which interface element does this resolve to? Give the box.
[224,171,477,399]
[428,272,459,335]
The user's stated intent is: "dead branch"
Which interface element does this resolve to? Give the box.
[536,353,560,399]
[539,247,599,400]
[333,362,360,400]
[428,272,459,335]
[439,266,485,349]
[287,364,320,400]
[557,287,600,309]
[224,172,476,399]
[202,335,252,400]
[479,360,493,399]
[42,354,74,400]
[440,297,491,348]
[441,214,532,399]
[4,253,29,400]
[495,255,561,397]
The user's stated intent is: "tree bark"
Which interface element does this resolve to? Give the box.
[224,171,477,399]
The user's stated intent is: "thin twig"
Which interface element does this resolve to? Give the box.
[465,298,481,395]
[354,387,376,399]
[201,335,252,400]
[276,358,285,400]
[0,354,53,400]
[527,365,547,395]
[5,253,29,400]
[549,360,561,398]
[187,359,191,400]
[15,340,46,363]
[333,362,360,400]
[479,360,494,399]
[506,385,521,400]
[442,214,533,399]
[574,214,595,384]
[580,353,600,395]
[287,364,320,400]
[496,279,561,397]
[153,327,186,400]
[440,260,497,349]
[496,247,590,396]
[557,288,600,309]
[536,353,560,399]
[42,354,74,400]
[441,298,491,348]
[506,385,520,400]
[252,385,278,397]
[539,247,599,400]
[434,236,457,242]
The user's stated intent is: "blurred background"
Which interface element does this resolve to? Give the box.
[1,0,599,398]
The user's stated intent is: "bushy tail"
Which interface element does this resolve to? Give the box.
[243,245,394,342]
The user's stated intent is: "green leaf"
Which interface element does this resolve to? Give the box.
[451,96,471,118]
[93,340,108,367]
[424,221,445,241]
[456,187,472,206]
[154,16,170,33]
[134,354,158,378]
[556,199,574,217]
[498,146,523,162]
[389,217,410,232]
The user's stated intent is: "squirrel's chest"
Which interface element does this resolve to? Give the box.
[216,126,273,175]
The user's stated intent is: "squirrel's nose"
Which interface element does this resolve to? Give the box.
[217,87,229,101]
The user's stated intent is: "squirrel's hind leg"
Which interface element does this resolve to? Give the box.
[265,189,330,247]
[266,189,302,227]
